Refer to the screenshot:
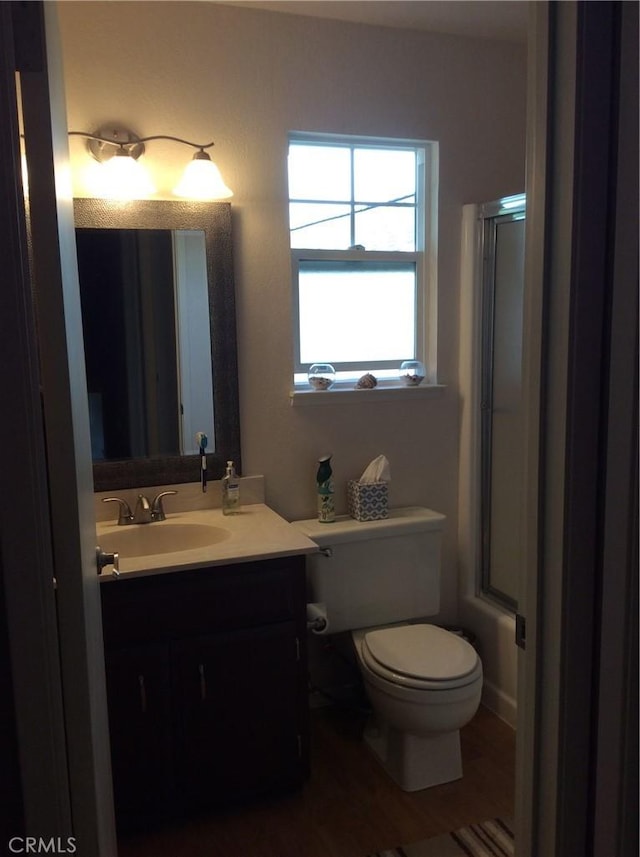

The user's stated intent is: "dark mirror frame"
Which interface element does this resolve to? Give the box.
[74,198,241,492]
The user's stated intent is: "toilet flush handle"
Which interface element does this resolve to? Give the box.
[319,547,333,559]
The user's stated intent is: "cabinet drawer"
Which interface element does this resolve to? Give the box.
[101,556,305,647]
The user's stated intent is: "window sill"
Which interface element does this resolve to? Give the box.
[289,383,446,406]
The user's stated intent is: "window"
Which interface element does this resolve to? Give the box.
[288,133,437,387]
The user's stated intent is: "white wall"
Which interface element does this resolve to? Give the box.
[57,0,526,625]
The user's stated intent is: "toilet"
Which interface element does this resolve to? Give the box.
[292,507,483,792]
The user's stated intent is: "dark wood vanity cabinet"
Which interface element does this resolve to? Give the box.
[100,556,309,829]
[103,643,173,820]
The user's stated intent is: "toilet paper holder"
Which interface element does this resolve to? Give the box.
[306,602,328,634]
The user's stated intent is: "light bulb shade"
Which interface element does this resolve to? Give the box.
[174,151,233,200]
[99,150,156,200]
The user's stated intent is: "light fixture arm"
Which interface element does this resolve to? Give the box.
[133,134,215,151]
[68,130,131,148]
[68,130,215,154]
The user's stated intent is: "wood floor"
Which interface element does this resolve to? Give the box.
[117,704,515,857]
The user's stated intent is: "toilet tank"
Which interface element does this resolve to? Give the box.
[292,506,445,634]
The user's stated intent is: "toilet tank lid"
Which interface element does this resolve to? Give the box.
[291,506,445,547]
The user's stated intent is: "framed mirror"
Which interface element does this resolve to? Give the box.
[74,198,241,492]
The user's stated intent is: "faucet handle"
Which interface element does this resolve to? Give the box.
[151,490,178,521]
[102,497,133,526]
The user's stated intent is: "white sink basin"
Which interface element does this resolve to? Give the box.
[98,522,231,558]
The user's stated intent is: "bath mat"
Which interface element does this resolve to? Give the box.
[368,817,513,857]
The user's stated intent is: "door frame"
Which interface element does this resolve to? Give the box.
[517,2,638,854]
[0,3,72,838]
[2,3,117,853]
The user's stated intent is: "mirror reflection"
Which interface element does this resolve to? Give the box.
[77,227,213,460]
[73,199,241,491]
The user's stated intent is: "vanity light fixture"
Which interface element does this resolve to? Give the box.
[173,150,233,200]
[68,125,233,201]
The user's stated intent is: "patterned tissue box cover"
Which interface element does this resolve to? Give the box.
[347,480,388,521]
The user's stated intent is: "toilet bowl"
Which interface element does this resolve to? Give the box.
[292,507,483,792]
[352,623,482,790]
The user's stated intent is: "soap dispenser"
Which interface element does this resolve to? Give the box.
[316,454,335,523]
[222,460,241,515]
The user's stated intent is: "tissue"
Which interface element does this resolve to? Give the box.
[347,455,390,521]
[358,454,391,484]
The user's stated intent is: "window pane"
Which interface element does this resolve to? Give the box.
[354,205,415,251]
[288,144,351,201]
[290,203,351,249]
[299,261,416,365]
[354,148,416,203]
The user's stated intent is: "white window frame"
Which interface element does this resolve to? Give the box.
[289,133,439,390]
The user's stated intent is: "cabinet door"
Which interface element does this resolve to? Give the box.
[173,622,303,806]
[104,643,172,828]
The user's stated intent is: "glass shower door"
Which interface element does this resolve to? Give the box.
[480,199,526,611]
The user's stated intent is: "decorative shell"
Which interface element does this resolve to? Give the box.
[401,372,425,387]
[308,363,336,390]
[309,376,333,391]
[356,373,378,389]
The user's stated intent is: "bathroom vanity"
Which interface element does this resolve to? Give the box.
[97,504,317,829]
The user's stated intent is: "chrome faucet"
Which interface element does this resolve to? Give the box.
[133,494,152,524]
[102,490,178,525]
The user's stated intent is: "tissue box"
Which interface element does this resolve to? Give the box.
[347,480,388,521]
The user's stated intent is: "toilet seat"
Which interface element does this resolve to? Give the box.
[360,624,481,691]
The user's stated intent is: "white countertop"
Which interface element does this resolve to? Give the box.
[97,504,318,581]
